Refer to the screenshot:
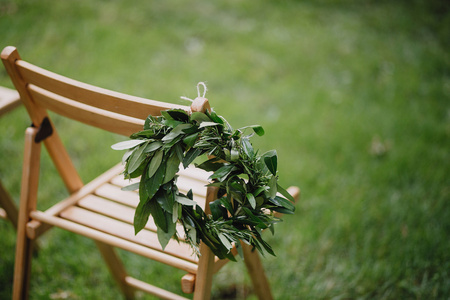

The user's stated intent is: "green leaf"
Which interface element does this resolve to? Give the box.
[246,193,256,209]
[144,115,159,130]
[269,196,295,212]
[209,199,225,220]
[254,232,275,256]
[162,123,192,142]
[149,200,168,232]
[210,165,238,182]
[161,110,174,121]
[165,109,189,122]
[254,186,268,197]
[271,206,295,215]
[144,141,163,153]
[236,243,244,259]
[128,162,147,179]
[241,207,268,229]
[157,209,177,250]
[131,129,153,139]
[218,233,233,252]
[163,152,180,184]
[207,110,224,124]
[174,143,184,162]
[134,199,151,234]
[182,148,202,168]
[229,180,246,194]
[164,119,183,128]
[190,112,211,123]
[172,202,179,223]
[230,149,239,161]
[263,150,278,176]
[186,189,193,200]
[155,188,174,212]
[219,197,234,216]
[183,132,199,147]
[145,163,166,200]
[241,137,254,158]
[239,125,265,136]
[276,183,295,203]
[175,195,197,206]
[122,149,133,164]
[127,141,149,174]
[147,149,163,178]
[195,157,223,172]
[121,182,140,191]
[199,121,221,128]
[268,175,278,199]
[111,139,147,150]
[139,170,148,200]
[157,226,172,250]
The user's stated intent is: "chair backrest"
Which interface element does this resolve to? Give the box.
[1,46,210,193]
[1,46,199,136]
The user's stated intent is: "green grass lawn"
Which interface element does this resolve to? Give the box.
[1,0,449,299]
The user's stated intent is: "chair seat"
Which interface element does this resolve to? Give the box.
[31,164,215,274]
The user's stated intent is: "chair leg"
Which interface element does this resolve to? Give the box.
[241,242,274,300]
[13,127,41,300]
[95,241,135,300]
[193,242,215,300]
[12,227,35,300]
[0,180,19,228]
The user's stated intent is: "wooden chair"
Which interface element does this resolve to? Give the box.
[0,86,21,228]
[2,46,300,300]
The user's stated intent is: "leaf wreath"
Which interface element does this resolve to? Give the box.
[112,99,295,261]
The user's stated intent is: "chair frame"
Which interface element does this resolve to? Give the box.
[0,86,21,227]
[1,46,297,300]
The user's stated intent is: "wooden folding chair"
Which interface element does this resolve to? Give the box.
[2,46,299,300]
[0,86,21,228]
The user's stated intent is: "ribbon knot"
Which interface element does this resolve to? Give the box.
[181,82,207,102]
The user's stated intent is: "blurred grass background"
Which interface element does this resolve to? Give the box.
[0,0,449,299]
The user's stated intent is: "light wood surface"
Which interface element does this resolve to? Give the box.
[0,85,20,115]
[12,127,41,300]
[0,178,19,227]
[0,86,21,228]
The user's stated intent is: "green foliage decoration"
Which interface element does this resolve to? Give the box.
[112,101,295,260]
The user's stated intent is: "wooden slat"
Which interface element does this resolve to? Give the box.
[176,176,208,197]
[78,195,138,223]
[125,276,189,300]
[27,84,144,136]
[16,60,189,119]
[77,195,186,237]
[94,183,139,207]
[26,163,122,240]
[0,180,19,228]
[30,210,198,273]
[110,166,210,194]
[0,86,21,116]
[42,164,123,217]
[60,206,198,263]
[109,168,209,208]
[110,176,139,188]
[178,165,212,182]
